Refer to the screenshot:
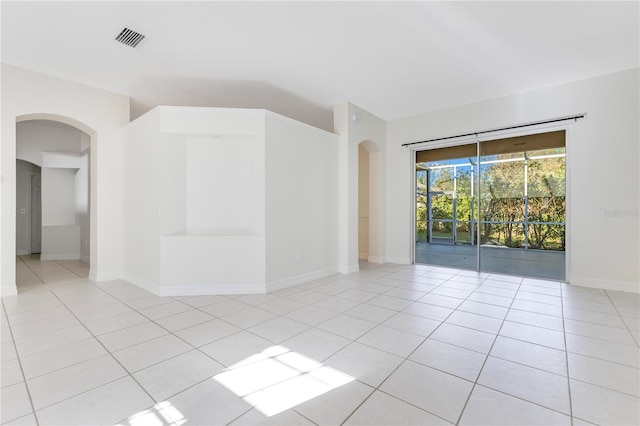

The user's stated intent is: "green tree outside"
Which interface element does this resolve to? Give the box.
[417,148,565,250]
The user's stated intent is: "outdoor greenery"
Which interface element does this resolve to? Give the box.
[416,149,565,250]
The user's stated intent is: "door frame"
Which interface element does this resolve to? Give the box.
[30,171,42,254]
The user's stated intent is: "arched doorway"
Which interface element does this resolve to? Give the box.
[358,140,384,264]
[15,115,95,289]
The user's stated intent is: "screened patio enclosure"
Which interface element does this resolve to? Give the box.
[415,131,566,280]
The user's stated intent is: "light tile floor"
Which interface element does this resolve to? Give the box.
[1,256,639,425]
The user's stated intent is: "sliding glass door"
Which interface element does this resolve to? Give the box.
[415,131,566,280]
[416,143,478,271]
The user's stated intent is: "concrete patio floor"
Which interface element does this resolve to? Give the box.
[415,242,565,281]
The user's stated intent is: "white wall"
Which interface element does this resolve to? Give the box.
[40,166,80,261]
[121,109,163,287]
[41,167,76,226]
[6,64,634,297]
[121,107,340,296]
[160,108,266,295]
[16,120,82,167]
[160,134,187,236]
[186,136,258,232]
[1,64,130,296]
[121,107,267,295]
[386,68,639,292]
[41,225,80,261]
[76,147,90,262]
[265,111,339,291]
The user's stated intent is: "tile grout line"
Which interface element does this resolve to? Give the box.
[64,284,231,426]
[339,269,494,425]
[54,272,364,414]
[88,270,640,421]
[560,283,576,425]
[564,290,640,401]
[39,288,162,417]
[6,256,94,425]
[10,273,190,423]
[314,263,454,426]
[97,281,340,424]
[452,275,524,425]
[336,263,452,426]
[19,256,86,285]
[17,255,46,286]
[99,289,260,406]
[463,279,583,422]
[604,289,640,349]
[8,259,637,425]
[110,279,369,425]
[1,295,42,426]
[358,268,548,424]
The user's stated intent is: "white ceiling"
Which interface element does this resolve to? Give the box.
[2,1,638,131]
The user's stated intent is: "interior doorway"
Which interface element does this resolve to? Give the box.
[358,144,370,261]
[16,159,42,255]
[15,119,92,285]
[30,172,42,253]
[358,140,384,264]
[415,131,566,280]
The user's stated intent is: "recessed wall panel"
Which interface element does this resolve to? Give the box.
[186,136,256,232]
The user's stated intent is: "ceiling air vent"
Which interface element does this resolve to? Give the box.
[115,27,145,48]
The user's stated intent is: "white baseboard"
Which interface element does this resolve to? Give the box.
[80,254,90,264]
[89,270,121,282]
[122,272,266,296]
[161,283,266,296]
[339,263,360,274]
[16,250,30,256]
[121,273,162,295]
[41,253,81,261]
[267,266,340,292]
[1,285,18,297]
[385,256,412,265]
[358,252,369,260]
[367,255,385,264]
[569,276,639,293]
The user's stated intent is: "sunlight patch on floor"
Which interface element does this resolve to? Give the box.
[214,345,354,417]
[120,401,186,426]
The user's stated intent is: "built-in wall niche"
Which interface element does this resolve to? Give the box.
[159,132,266,292]
[176,135,263,235]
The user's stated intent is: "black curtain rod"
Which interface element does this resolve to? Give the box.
[401,114,586,147]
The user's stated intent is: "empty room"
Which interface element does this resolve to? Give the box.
[1,1,638,425]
